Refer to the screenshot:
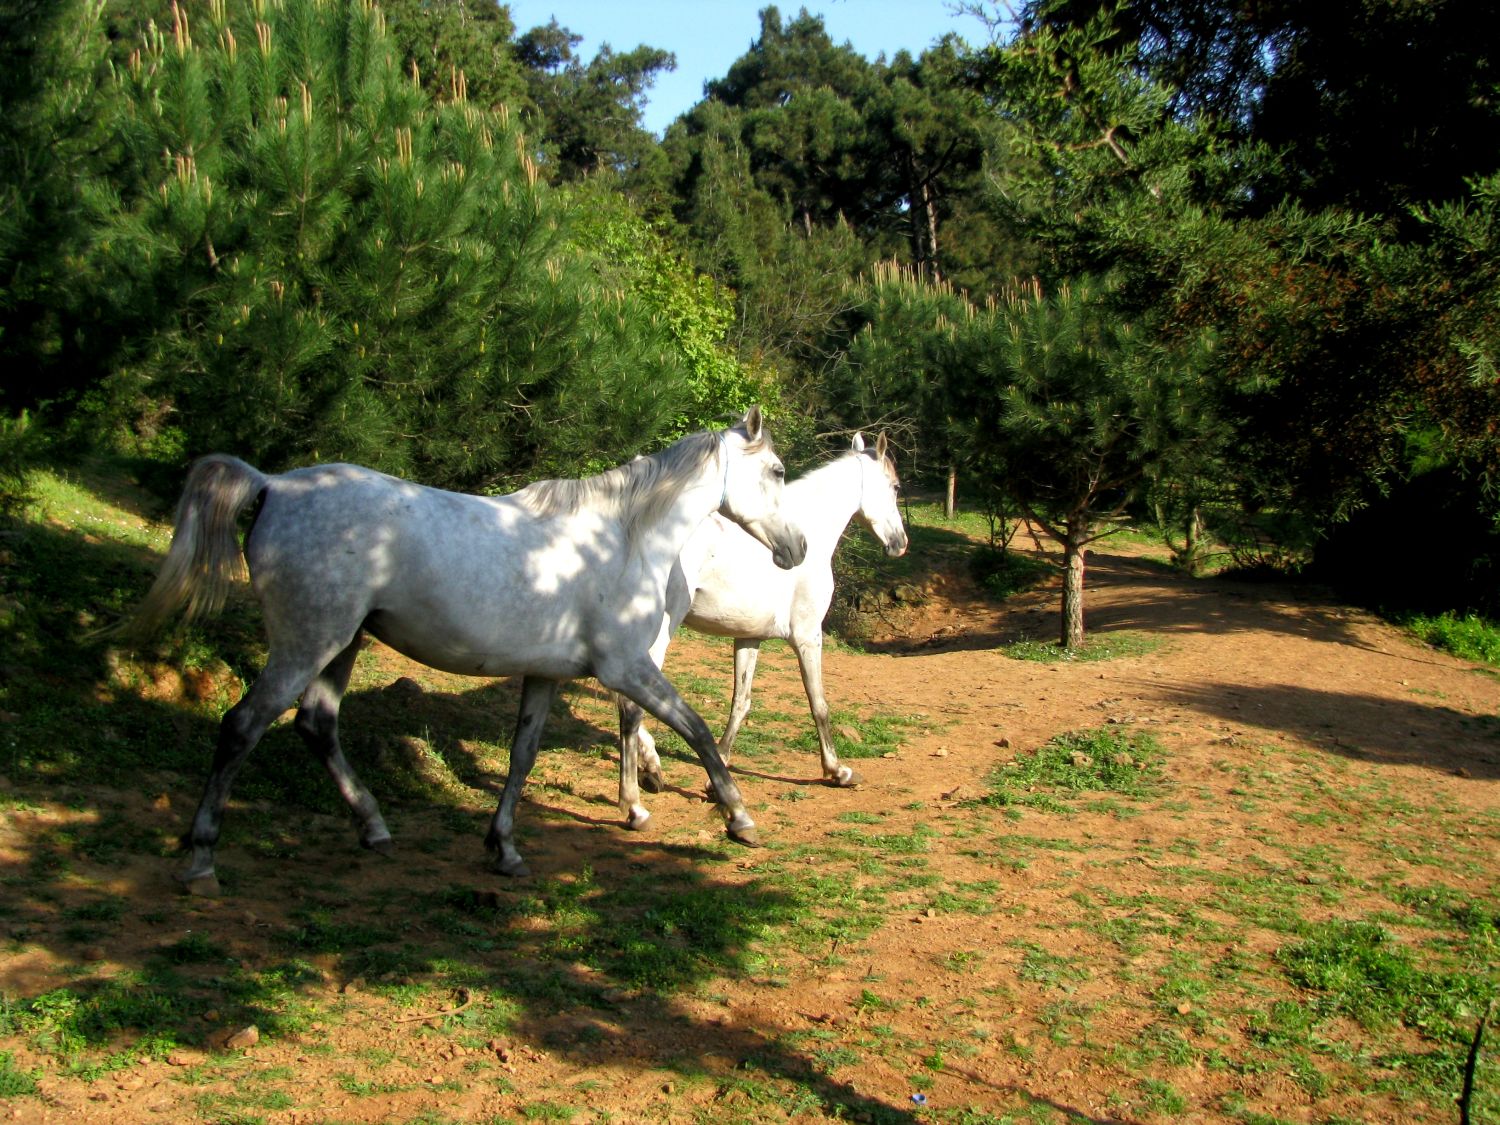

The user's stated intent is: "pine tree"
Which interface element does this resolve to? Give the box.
[79,0,692,489]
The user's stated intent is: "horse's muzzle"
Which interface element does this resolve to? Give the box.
[772,531,807,570]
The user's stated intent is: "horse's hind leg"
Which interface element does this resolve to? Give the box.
[615,695,657,830]
[793,631,861,786]
[485,676,559,877]
[293,632,393,856]
[181,654,317,896]
[718,639,762,766]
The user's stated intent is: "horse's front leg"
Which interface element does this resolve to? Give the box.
[792,631,862,786]
[603,659,759,848]
[485,676,560,877]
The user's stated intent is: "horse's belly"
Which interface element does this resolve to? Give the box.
[365,610,588,680]
[684,590,786,640]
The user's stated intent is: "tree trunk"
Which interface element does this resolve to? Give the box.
[944,464,957,519]
[1060,534,1086,649]
[921,177,941,281]
[1184,504,1203,574]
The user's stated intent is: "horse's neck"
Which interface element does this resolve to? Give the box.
[632,473,721,577]
[787,457,861,561]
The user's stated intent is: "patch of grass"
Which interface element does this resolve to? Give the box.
[1400,610,1500,666]
[0,1050,40,1098]
[830,823,935,854]
[1275,920,1492,1035]
[968,546,1053,600]
[1015,944,1091,989]
[979,727,1167,811]
[790,707,917,761]
[1003,631,1164,662]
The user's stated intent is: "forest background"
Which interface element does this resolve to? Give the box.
[2,0,1498,645]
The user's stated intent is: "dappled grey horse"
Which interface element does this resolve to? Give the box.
[616,432,907,829]
[125,408,805,892]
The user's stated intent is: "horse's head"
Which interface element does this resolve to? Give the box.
[852,431,908,558]
[719,407,806,570]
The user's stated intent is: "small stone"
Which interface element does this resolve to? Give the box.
[166,1052,194,1067]
[152,793,171,811]
[222,1025,259,1050]
[1176,1001,1192,1015]
[994,737,1011,748]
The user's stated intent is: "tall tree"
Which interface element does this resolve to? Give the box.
[1022,0,1500,220]
[513,17,673,191]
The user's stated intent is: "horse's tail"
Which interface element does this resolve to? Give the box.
[118,454,269,642]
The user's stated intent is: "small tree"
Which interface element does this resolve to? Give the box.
[838,265,1218,650]
[974,278,1216,648]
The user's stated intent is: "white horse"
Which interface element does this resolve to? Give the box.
[123,409,805,892]
[616,432,907,829]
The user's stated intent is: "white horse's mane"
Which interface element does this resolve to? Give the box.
[512,426,771,530]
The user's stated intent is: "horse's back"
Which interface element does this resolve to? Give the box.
[247,462,626,677]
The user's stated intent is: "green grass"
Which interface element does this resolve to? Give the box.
[0,1051,39,1098]
[1003,631,1165,662]
[979,727,1168,812]
[789,706,918,761]
[1401,610,1500,666]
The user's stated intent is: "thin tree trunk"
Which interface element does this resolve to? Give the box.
[944,464,957,519]
[1060,534,1086,649]
[921,177,941,281]
[1184,504,1202,574]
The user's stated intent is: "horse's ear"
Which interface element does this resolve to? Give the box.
[851,432,866,453]
[875,431,888,460]
[742,405,763,441]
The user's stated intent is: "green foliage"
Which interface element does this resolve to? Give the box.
[563,183,772,438]
[981,727,1166,810]
[379,0,527,112]
[16,0,700,490]
[968,546,1052,599]
[513,18,672,191]
[1402,612,1500,668]
[0,411,47,514]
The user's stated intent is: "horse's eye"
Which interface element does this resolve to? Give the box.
[773,464,786,480]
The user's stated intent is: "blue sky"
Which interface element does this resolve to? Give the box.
[504,1,993,136]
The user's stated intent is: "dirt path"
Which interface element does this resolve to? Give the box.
[3,531,1498,1124]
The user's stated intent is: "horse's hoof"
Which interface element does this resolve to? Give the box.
[179,872,221,898]
[625,809,653,832]
[640,768,666,795]
[831,767,865,787]
[494,857,531,878]
[362,834,395,857]
[726,824,762,848]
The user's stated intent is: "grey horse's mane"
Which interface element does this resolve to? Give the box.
[513,426,771,530]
